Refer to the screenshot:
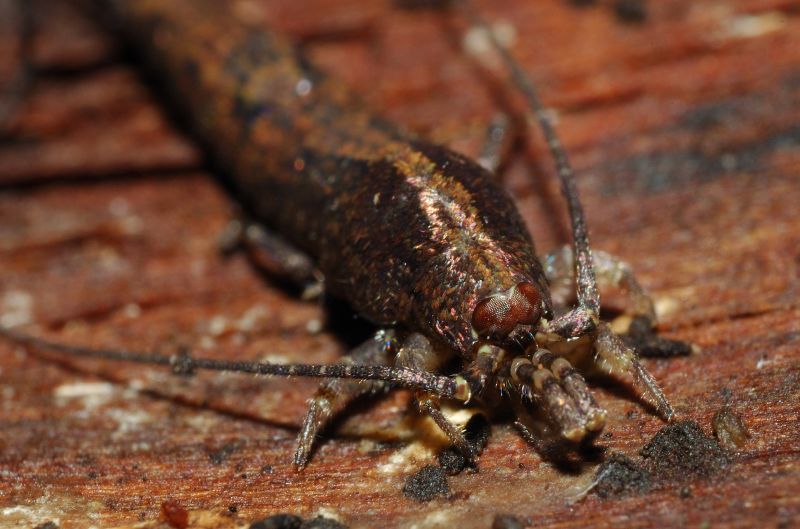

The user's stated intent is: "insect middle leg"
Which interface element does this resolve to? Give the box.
[541,245,691,357]
[538,247,678,420]
[294,329,397,469]
[219,217,324,300]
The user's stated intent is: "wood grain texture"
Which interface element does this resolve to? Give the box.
[1,1,798,528]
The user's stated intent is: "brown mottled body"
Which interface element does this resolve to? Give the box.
[109,0,549,356]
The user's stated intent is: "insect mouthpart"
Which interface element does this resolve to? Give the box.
[471,282,544,346]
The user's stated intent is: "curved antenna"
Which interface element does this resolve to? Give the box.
[460,2,600,315]
[0,327,470,401]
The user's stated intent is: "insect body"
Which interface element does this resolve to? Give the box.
[2,0,684,468]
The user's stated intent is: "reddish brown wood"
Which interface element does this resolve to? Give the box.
[1,1,798,528]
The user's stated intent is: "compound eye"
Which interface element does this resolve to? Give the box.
[472,282,543,339]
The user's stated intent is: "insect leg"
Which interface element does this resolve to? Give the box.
[592,322,675,421]
[219,217,324,300]
[542,246,654,322]
[396,333,476,460]
[476,112,513,174]
[542,245,691,357]
[294,329,396,469]
[0,0,34,137]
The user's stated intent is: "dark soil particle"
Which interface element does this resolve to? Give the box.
[249,514,303,529]
[438,447,467,475]
[464,413,491,452]
[403,465,450,502]
[640,420,729,480]
[208,442,240,465]
[593,453,653,499]
[593,420,729,499]
[436,413,490,476]
[614,0,647,23]
[299,516,348,529]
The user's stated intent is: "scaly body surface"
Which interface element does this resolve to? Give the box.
[109,0,549,356]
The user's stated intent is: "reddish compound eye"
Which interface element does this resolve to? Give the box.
[472,282,543,339]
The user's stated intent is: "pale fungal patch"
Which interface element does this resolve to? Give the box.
[54,381,115,399]
[0,290,34,327]
[107,408,153,437]
[755,354,778,369]
[312,508,342,523]
[440,407,477,428]
[654,295,681,321]
[463,20,517,58]
[53,382,116,410]
[122,303,142,319]
[358,439,380,454]
[185,413,218,434]
[305,318,323,334]
[1,505,61,528]
[408,508,464,529]
[610,314,634,335]
[295,78,313,97]
[260,353,291,364]
[208,315,228,336]
[108,196,130,216]
[376,441,435,475]
[723,12,787,40]
[235,304,270,332]
[198,335,216,350]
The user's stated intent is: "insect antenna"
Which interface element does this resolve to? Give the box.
[0,326,470,401]
[460,2,600,315]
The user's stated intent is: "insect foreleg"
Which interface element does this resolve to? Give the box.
[396,333,477,461]
[593,322,675,421]
[294,329,397,469]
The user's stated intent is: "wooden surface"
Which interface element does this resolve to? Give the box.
[1,1,799,528]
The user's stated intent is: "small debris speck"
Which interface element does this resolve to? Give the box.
[300,516,348,529]
[33,523,59,529]
[438,447,466,475]
[249,514,303,529]
[593,453,652,498]
[640,420,729,480]
[161,499,189,529]
[464,413,491,452]
[208,442,240,465]
[493,513,525,529]
[614,0,647,23]
[403,465,450,502]
[712,408,750,451]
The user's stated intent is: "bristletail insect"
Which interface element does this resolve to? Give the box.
[0,0,690,469]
